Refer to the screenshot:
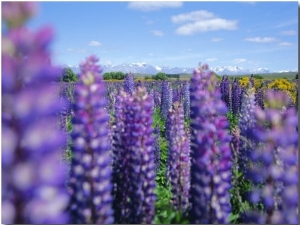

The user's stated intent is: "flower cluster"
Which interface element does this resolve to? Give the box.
[123,72,135,95]
[238,84,257,174]
[231,78,242,115]
[255,86,265,109]
[160,80,173,120]
[68,56,114,224]
[189,64,232,223]
[173,88,181,103]
[220,75,232,111]
[2,2,69,223]
[111,90,129,223]
[112,87,156,224]
[244,90,298,224]
[183,81,190,119]
[166,102,191,213]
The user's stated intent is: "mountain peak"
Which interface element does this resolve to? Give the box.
[68,62,297,75]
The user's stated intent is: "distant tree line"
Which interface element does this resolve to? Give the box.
[103,71,126,80]
[61,67,79,82]
[166,74,180,79]
[145,72,168,80]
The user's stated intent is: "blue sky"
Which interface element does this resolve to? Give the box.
[27,1,298,71]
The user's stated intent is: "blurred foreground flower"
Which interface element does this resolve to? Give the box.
[2,2,69,223]
[244,90,298,224]
[189,64,232,223]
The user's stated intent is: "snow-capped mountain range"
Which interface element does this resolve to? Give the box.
[69,62,297,76]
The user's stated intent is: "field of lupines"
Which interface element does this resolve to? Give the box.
[2,2,298,224]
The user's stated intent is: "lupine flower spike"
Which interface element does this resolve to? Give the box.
[189,64,232,223]
[68,55,114,224]
[166,102,191,213]
[161,80,173,120]
[2,2,69,223]
[244,90,298,224]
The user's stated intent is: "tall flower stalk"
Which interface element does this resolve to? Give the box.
[161,80,173,120]
[189,64,232,224]
[232,78,242,115]
[183,81,190,119]
[111,90,130,223]
[2,2,69,223]
[68,56,114,224]
[238,83,257,174]
[123,72,135,95]
[244,90,298,224]
[220,75,232,112]
[112,87,156,224]
[166,102,190,213]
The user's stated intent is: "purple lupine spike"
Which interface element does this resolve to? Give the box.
[232,79,242,115]
[244,90,298,224]
[123,72,135,95]
[189,65,232,224]
[255,84,265,109]
[68,55,114,224]
[161,80,173,120]
[121,87,156,224]
[183,81,190,119]
[166,102,190,212]
[111,90,132,223]
[2,2,69,223]
[220,75,232,112]
[173,88,180,103]
[238,85,257,174]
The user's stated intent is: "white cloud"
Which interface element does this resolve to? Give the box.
[279,42,292,46]
[234,58,246,63]
[176,19,238,35]
[172,10,238,35]
[244,37,277,43]
[151,30,164,36]
[171,10,215,23]
[211,37,223,42]
[149,53,154,56]
[89,41,102,47]
[280,30,297,36]
[128,2,183,11]
[206,57,217,62]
